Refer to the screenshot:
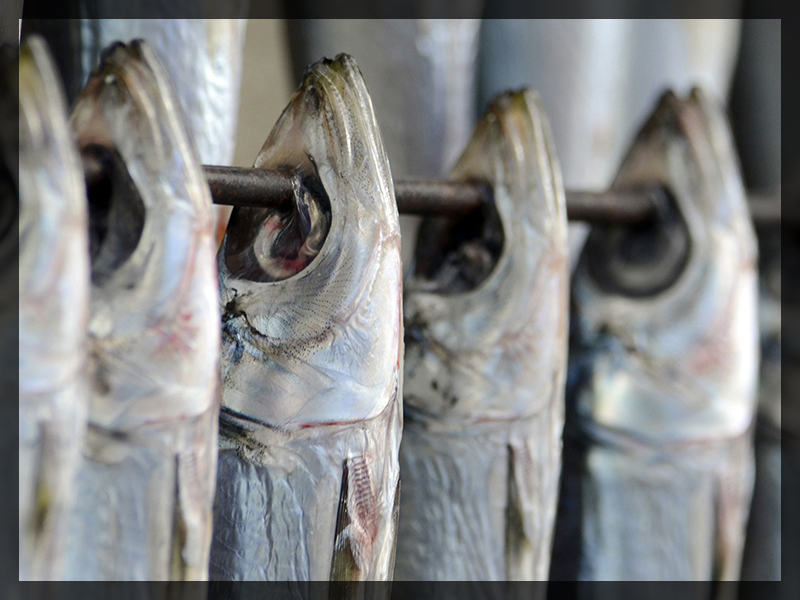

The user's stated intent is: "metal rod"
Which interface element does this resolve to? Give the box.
[83,157,783,227]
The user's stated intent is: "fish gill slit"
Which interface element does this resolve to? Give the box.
[329,460,362,594]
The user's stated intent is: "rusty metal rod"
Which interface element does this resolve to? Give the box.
[83,158,783,227]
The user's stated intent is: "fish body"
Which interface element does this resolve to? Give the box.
[396,90,568,584]
[478,19,741,271]
[62,40,221,581]
[559,89,758,584]
[210,54,403,583]
[17,37,90,581]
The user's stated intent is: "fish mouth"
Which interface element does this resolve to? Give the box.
[584,185,690,297]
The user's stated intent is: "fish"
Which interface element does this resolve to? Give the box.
[739,232,781,583]
[62,40,221,581]
[395,89,568,584]
[16,36,90,582]
[478,19,741,272]
[209,54,403,584]
[554,89,758,586]
[730,19,782,584]
[286,19,481,271]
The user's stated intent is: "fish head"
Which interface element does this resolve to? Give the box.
[218,54,403,434]
[403,89,569,425]
[573,88,759,443]
[17,37,89,394]
[70,40,219,431]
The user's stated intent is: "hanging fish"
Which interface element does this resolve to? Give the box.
[739,232,781,582]
[555,89,758,585]
[286,19,481,271]
[731,19,782,584]
[395,89,568,584]
[478,19,741,272]
[62,40,221,581]
[210,54,403,583]
[17,37,90,581]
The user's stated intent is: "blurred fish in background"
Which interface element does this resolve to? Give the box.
[729,18,782,586]
[21,11,248,239]
[478,19,741,271]
[286,18,482,271]
[559,88,759,589]
[17,37,90,581]
[62,40,221,581]
[396,89,568,587]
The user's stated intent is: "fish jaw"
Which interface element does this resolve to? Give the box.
[573,89,759,445]
[16,37,90,582]
[213,54,403,582]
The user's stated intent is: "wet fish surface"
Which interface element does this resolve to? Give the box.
[62,40,221,581]
[396,90,568,584]
[210,54,403,584]
[553,89,758,586]
[17,37,90,581]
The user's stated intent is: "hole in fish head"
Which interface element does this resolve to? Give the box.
[584,185,691,297]
[223,171,332,283]
[82,144,145,285]
[412,184,504,294]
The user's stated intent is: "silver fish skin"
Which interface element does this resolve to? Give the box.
[478,19,741,272]
[210,54,403,583]
[62,40,221,581]
[286,19,481,272]
[396,90,568,583]
[567,89,758,583]
[17,37,90,582]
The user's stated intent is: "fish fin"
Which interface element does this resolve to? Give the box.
[505,444,535,583]
[170,454,189,581]
[330,461,360,597]
[330,456,380,592]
